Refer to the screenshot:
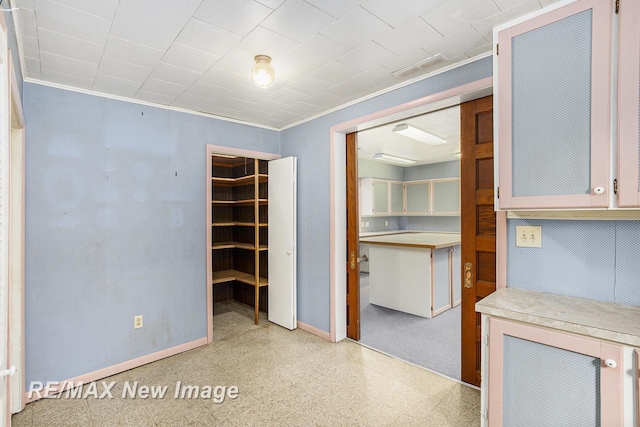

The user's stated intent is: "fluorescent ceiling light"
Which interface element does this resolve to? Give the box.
[373,153,416,165]
[214,154,238,159]
[392,123,446,145]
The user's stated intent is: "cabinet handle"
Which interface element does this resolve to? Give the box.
[604,359,617,368]
[464,262,473,288]
[593,186,605,195]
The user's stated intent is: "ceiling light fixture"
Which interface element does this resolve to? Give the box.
[373,153,416,165]
[392,123,447,145]
[251,55,275,88]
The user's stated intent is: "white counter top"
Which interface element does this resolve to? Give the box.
[476,287,640,347]
[359,232,461,249]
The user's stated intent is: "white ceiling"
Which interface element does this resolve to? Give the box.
[10,0,559,129]
[358,105,460,166]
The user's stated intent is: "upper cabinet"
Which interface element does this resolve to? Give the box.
[405,181,431,215]
[496,0,613,209]
[360,178,404,216]
[617,0,640,207]
[432,178,460,215]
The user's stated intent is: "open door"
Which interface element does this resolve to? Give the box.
[460,96,497,387]
[346,132,360,340]
[268,157,297,330]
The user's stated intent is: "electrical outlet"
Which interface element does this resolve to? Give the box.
[515,226,542,248]
[385,220,388,226]
[134,315,143,329]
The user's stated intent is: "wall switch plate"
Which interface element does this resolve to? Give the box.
[385,220,388,226]
[134,315,143,329]
[515,226,542,248]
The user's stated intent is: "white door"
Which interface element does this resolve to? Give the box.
[268,157,297,330]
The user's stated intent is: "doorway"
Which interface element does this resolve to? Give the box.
[350,106,463,380]
[340,85,496,386]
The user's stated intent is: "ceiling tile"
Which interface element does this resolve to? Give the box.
[261,0,335,43]
[266,87,306,105]
[421,0,500,38]
[38,29,103,64]
[102,37,165,69]
[18,34,39,58]
[361,0,446,27]
[254,0,286,9]
[247,97,288,114]
[302,91,342,108]
[473,0,541,40]
[194,0,273,36]
[110,8,182,51]
[49,0,118,20]
[285,75,332,95]
[375,17,443,56]
[40,52,98,79]
[36,0,111,45]
[212,96,253,111]
[139,78,188,98]
[283,101,322,116]
[149,63,201,87]
[98,57,152,83]
[209,49,255,76]
[15,7,36,35]
[161,43,219,74]
[337,42,398,73]
[198,67,247,90]
[493,0,536,10]
[264,108,300,123]
[135,90,178,105]
[465,43,491,58]
[41,67,92,89]
[25,70,42,80]
[171,92,214,111]
[203,105,244,118]
[175,18,242,58]
[15,0,35,11]
[309,60,361,84]
[186,81,234,98]
[379,48,437,73]
[92,74,141,97]
[24,56,41,75]
[118,0,202,26]
[303,0,361,19]
[233,26,300,61]
[540,0,561,6]
[228,83,274,103]
[320,6,392,50]
[275,34,349,81]
[421,26,488,60]
[328,66,395,98]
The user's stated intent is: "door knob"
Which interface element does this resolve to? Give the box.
[357,255,368,263]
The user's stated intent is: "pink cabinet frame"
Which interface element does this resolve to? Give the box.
[497,0,612,209]
[488,318,624,426]
[617,0,640,207]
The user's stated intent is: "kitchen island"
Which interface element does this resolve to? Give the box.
[359,232,461,318]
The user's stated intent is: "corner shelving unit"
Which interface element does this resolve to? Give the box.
[211,155,268,324]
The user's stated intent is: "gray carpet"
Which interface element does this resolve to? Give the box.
[359,273,461,381]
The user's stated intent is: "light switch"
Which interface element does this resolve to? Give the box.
[515,225,542,248]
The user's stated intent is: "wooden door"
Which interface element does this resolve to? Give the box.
[268,157,297,330]
[346,132,360,340]
[460,96,496,386]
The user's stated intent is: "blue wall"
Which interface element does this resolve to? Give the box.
[24,84,279,384]
[507,219,640,307]
[358,159,404,181]
[281,57,492,331]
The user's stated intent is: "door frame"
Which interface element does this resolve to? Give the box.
[205,145,280,343]
[330,77,494,343]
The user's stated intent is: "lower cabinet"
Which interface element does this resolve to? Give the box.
[483,317,626,426]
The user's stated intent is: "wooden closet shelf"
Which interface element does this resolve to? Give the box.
[212,270,268,287]
[212,242,268,251]
[212,199,268,205]
[211,174,268,186]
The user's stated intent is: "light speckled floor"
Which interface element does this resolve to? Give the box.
[12,301,480,426]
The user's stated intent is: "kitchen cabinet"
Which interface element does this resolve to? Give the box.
[432,178,460,215]
[495,0,613,209]
[477,288,640,427]
[617,0,640,207]
[359,178,404,216]
[405,181,431,215]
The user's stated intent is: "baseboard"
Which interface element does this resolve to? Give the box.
[24,337,208,403]
[297,321,331,341]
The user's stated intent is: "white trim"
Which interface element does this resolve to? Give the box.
[22,78,280,131]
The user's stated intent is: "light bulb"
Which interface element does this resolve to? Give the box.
[251,55,275,88]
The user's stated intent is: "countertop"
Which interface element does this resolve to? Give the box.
[359,232,461,249]
[476,287,640,347]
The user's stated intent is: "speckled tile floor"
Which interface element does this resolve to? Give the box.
[12,301,480,427]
